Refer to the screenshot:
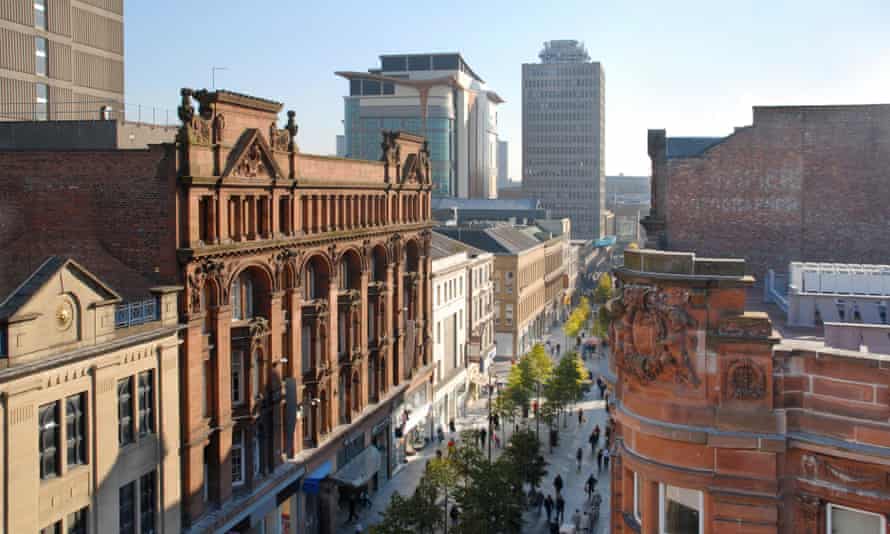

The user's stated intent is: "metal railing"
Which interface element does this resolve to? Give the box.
[764,269,789,314]
[115,298,159,329]
[0,99,178,126]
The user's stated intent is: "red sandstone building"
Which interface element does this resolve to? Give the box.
[606,249,890,534]
[642,104,890,279]
[0,88,435,533]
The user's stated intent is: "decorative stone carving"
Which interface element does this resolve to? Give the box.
[213,113,226,144]
[270,120,292,152]
[381,131,401,182]
[718,315,772,338]
[608,286,700,386]
[235,142,265,178]
[800,453,818,479]
[272,248,302,290]
[418,140,431,183]
[187,257,227,313]
[178,88,195,124]
[726,358,766,400]
[796,494,820,523]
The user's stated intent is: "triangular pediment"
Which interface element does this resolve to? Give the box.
[0,257,120,321]
[222,129,285,180]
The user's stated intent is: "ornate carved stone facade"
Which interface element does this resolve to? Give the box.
[608,249,890,534]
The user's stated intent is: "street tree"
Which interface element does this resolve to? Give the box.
[594,272,614,303]
[426,457,461,533]
[454,454,524,534]
[503,427,548,489]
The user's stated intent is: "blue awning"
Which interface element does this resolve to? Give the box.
[302,460,332,495]
[594,236,617,248]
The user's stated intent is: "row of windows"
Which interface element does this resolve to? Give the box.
[525,123,599,133]
[524,135,599,145]
[525,66,597,77]
[525,90,598,99]
[524,77,598,88]
[526,100,597,111]
[39,506,86,534]
[525,112,598,123]
[348,79,396,96]
[435,275,464,307]
[527,155,598,165]
[38,371,155,480]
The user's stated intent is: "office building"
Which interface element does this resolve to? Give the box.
[0,87,436,533]
[337,52,503,198]
[335,134,347,157]
[497,139,509,188]
[522,40,605,239]
[0,0,124,120]
[0,257,181,534]
[608,249,890,534]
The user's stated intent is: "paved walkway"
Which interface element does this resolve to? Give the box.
[337,318,612,534]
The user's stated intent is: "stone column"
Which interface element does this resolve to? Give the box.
[327,278,339,428]
[287,287,303,456]
[269,291,284,465]
[360,271,369,406]
[180,314,209,524]
[211,304,233,506]
[218,192,229,243]
[388,264,403,386]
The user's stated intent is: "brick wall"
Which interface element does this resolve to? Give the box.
[660,105,890,280]
[0,146,177,299]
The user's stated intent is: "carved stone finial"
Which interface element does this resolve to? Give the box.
[178,88,195,124]
[286,110,298,138]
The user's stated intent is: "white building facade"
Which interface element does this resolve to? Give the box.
[779,262,890,327]
[338,53,503,199]
[431,242,470,433]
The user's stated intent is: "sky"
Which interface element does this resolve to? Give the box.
[126,0,890,179]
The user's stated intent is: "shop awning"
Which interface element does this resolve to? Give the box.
[330,447,381,488]
[302,460,332,495]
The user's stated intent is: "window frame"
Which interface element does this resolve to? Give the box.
[66,393,87,467]
[34,0,46,30]
[35,82,48,121]
[138,370,155,436]
[35,36,48,76]
[826,503,885,534]
[232,426,245,486]
[39,401,60,479]
[231,350,245,406]
[633,472,642,522]
[658,482,703,534]
[67,506,88,534]
[119,480,136,534]
[140,470,156,534]
[118,377,134,446]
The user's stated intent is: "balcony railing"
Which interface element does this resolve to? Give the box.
[115,298,159,329]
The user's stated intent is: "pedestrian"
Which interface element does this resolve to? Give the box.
[585,473,597,500]
[554,473,564,496]
[572,509,582,532]
[576,447,583,472]
[536,490,544,515]
[447,438,456,455]
[449,418,456,433]
[348,493,358,521]
[493,413,500,430]
[437,425,445,443]
[578,407,584,426]
[450,504,460,525]
[596,448,604,473]
[556,494,566,523]
[556,343,560,355]
[603,448,611,470]
[436,449,443,460]
[576,335,581,347]
[544,494,554,522]
[494,433,501,448]
[480,427,487,448]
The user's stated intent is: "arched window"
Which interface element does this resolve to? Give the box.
[232,272,255,321]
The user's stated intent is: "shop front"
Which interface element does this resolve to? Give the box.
[392,384,431,473]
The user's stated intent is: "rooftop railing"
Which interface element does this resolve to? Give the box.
[115,298,159,329]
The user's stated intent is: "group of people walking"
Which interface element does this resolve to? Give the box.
[538,471,599,533]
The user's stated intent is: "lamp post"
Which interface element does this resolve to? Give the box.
[487,369,493,463]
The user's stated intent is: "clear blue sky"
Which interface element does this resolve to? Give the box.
[126,0,890,178]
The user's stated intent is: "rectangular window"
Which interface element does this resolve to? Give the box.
[35,82,48,121]
[138,371,154,436]
[39,402,59,479]
[119,481,136,534]
[67,506,88,534]
[232,427,245,486]
[118,378,134,446]
[66,393,87,467]
[140,471,156,534]
[362,80,381,95]
[231,276,242,321]
[432,55,459,70]
[382,82,395,95]
[349,79,361,96]
[232,351,244,405]
[827,503,885,534]
[381,56,406,72]
[40,522,60,534]
[35,36,47,76]
[407,55,431,71]
[34,0,46,29]
[659,483,702,534]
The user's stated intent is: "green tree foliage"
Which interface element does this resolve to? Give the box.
[371,480,442,534]
[592,301,612,339]
[427,457,461,532]
[594,272,614,303]
[454,455,524,534]
[563,297,591,338]
[503,428,548,488]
